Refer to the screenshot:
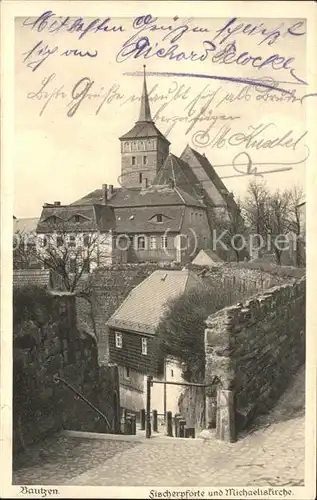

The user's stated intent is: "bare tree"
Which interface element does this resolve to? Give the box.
[244,179,270,226]
[265,189,291,265]
[36,229,111,292]
[14,221,112,292]
[13,230,40,270]
[210,199,247,262]
[287,186,305,267]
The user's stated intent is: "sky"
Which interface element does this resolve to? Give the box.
[14,13,308,217]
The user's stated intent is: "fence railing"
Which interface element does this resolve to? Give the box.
[53,375,111,431]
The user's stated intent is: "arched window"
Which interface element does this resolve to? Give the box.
[137,236,146,250]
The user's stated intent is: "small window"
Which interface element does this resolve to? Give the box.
[83,258,90,273]
[74,214,80,223]
[132,156,136,165]
[139,172,143,183]
[161,235,168,249]
[83,235,90,247]
[137,236,145,250]
[68,235,76,247]
[115,332,122,348]
[143,156,147,165]
[124,366,130,379]
[69,258,76,273]
[156,214,163,223]
[171,369,174,378]
[39,235,49,247]
[129,235,134,248]
[56,235,64,247]
[141,337,148,355]
[150,236,156,250]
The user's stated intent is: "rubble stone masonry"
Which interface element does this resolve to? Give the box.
[13,293,120,455]
[204,277,306,430]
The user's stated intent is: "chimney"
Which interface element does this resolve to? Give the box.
[54,201,61,205]
[102,184,108,204]
[108,184,114,200]
[142,178,148,189]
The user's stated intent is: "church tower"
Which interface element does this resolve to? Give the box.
[119,66,170,188]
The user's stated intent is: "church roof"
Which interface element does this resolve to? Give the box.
[119,121,170,143]
[72,185,205,209]
[138,64,152,122]
[36,204,115,233]
[180,145,237,212]
[153,153,204,200]
[119,65,170,144]
[182,145,229,196]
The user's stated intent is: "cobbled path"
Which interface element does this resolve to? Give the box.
[13,367,305,487]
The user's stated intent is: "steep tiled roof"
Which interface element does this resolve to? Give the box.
[72,185,204,209]
[107,269,203,334]
[14,217,39,233]
[184,146,229,195]
[154,154,203,200]
[203,249,224,262]
[114,205,185,233]
[36,204,115,233]
[119,121,170,143]
[192,248,224,265]
[180,145,237,213]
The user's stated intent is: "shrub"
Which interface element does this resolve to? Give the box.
[13,285,53,343]
[155,281,249,382]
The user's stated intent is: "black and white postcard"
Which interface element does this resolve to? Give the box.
[1,1,316,499]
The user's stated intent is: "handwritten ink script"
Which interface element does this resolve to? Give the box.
[21,13,307,87]
[116,15,306,86]
[18,12,312,181]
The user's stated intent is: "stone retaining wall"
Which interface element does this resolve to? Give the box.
[204,278,306,430]
[13,293,120,455]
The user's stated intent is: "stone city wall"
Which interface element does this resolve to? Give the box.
[204,278,305,431]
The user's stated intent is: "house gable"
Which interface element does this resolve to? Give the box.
[109,328,158,375]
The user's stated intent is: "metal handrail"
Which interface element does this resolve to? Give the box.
[150,375,222,387]
[53,375,111,431]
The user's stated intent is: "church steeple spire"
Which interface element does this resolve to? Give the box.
[137,65,152,122]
